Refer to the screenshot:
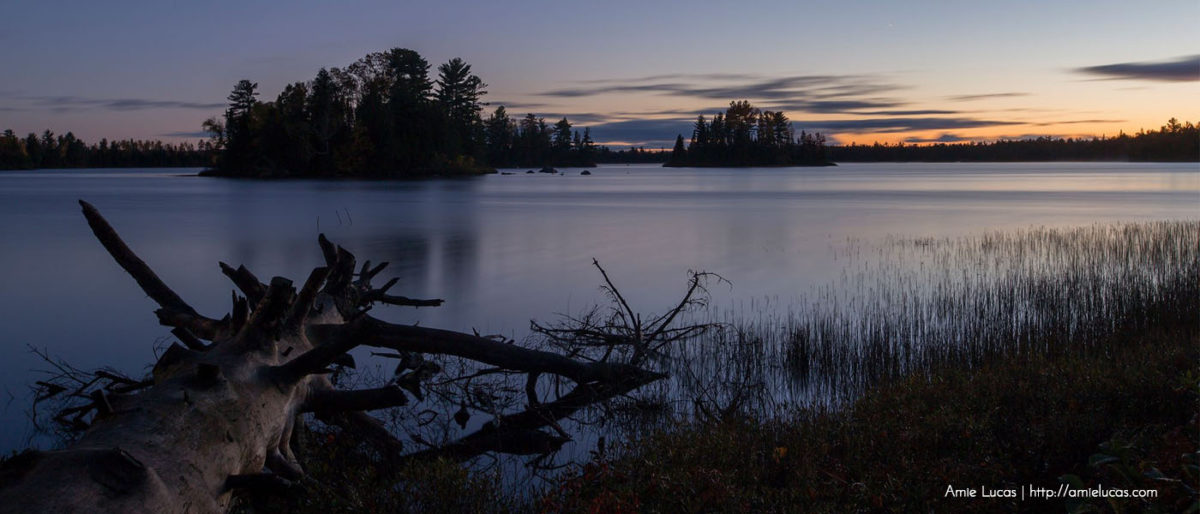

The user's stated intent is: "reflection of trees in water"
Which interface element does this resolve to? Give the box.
[367,230,479,304]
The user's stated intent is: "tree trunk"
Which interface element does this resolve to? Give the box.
[0,200,687,513]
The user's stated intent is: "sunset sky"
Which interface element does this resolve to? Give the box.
[1,0,1196,148]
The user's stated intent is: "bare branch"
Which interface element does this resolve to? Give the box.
[404,368,662,462]
[364,293,445,308]
[170,327,208,351]
[592,259,638,330]
[359,261,389,284]
[154,308,224,340]
[218,262,266,305]
[79,200,200,319]
[320,316,643,384]
[245,277,294,335]
[302,385,408,413]
[271,335,359,383]
[285,267,329,330]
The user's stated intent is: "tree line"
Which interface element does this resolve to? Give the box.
[482,106,598,168]
[204,48,597,178]
[0,130,211,170]
[595,146,672,163]
[830,118,1199,162]
[665,100,832,167]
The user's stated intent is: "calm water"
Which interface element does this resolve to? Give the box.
[0,162,1196,450]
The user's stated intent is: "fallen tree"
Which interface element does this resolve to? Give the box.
[0,201,717,513]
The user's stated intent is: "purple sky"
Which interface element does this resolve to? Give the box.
[1,0,1197,148]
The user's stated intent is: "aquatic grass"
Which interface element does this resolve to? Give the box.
[650,221,1200,415]
[543,312,1199,513]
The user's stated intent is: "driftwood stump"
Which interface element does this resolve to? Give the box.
[0,201,703,513]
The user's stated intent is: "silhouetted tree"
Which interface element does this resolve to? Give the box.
[667,134,687,165]
[436,58,487,160]
[221,80,260,172]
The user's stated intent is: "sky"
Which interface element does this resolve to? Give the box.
[1,0,1197,148]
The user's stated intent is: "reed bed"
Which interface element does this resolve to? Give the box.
[650,220,1199,418]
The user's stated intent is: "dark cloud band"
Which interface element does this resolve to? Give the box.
[1075,55,1200,82]
[28,95,225,111]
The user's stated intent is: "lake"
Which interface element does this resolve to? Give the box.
[0,162,1196,451]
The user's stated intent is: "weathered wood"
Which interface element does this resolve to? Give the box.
[302,385,408,413]
[316,316,637,383]
[1,201,692,513]
[79,200,199,318]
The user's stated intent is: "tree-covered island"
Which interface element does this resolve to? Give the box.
[664,101,834,167]
[201,48,597,178]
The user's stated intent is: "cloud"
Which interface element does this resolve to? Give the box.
[160,131,211,138]
[487,100,548,110]
[25,95,225,112]
[531,112,612,124]
[797,117,1022,133]
[1075,55,1200,82]
[583,114,1029,146]
[539,74,903,105]
[1030,119,1124,127]
[857,109,960,116]
[903,133,976,143]
[579,72,762,85]
[764,99,905,113]
[946,92,1030,102]
[586,118,694,147]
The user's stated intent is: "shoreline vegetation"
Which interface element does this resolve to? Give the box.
[664,101,836,167]
[197,48,600,179]
[2,116,1193,172]
[212,220,1197,512]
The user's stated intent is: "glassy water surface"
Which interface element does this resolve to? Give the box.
[0,162,1196,450]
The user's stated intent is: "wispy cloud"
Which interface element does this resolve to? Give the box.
[530,112,612,124]
[488,100,548,110]
[764,99,905,113]
[1075,55,1200,82]
[160,131,211,138]
[857,109,960,116]
[586,118,694,147]
[578,73,762,85]
[797,117,1023,133]
[946,92,1030,102]
[1030,119,1124,127]
[540,74,903,104]
[903,133,975,143]
[25,95,225,112]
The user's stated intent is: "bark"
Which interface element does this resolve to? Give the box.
[0,200,681,513]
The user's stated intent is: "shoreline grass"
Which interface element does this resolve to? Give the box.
[540,220,1199,512]
[543,324,1198,512]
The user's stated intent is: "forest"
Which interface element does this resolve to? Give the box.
[202,48,597,178]
[829,118,1199,162]
[664,101,833,167]
[0,130,211,170]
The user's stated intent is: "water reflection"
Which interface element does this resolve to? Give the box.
[0,162,1196,451]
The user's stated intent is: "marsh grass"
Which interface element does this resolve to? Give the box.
[646,221,1200,418]
[542,220,1199,512]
